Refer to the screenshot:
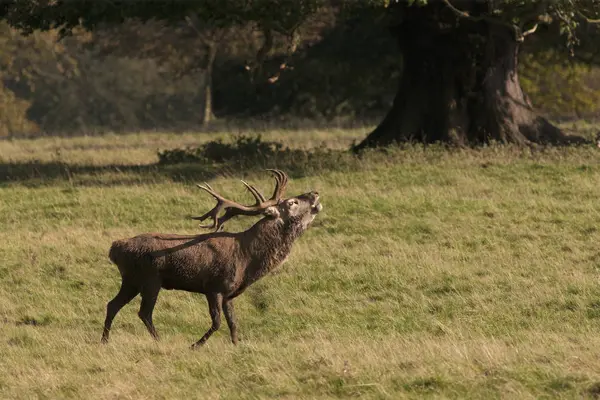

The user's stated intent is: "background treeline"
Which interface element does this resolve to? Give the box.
[1,8,599,137]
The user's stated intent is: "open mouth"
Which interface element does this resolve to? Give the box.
[311,200,322,214]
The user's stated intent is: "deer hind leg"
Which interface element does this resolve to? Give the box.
[138,279,161,341]
[222,298,238,345]
[102,280,139,343]
[191,293,222,348]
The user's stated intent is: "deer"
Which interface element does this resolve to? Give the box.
[101,169,322,348]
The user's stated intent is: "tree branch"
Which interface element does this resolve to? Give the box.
[577,11,600,24]
[244,24,273,82]
[266,28,300,84]
[516,0,549,29]
[522,23,538,38]
[441,0,472,19]
[442,0,524,41]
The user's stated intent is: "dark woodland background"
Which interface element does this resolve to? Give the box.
[1,6,599,138]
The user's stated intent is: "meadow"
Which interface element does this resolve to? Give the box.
[1,124,600,399]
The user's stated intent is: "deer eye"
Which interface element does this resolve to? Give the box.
[287,199,298,206]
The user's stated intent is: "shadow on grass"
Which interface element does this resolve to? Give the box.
[0,135,356,187]
[0,156,349,187]
[6,133,596,187]
[0,160,217,186]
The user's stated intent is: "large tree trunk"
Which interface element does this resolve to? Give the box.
[354,6,586,151]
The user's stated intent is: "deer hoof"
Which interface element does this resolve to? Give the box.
[190,342,204,350]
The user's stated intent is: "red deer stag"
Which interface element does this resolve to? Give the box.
[101,169,322,347]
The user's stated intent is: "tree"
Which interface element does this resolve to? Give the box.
[352,0,600,150]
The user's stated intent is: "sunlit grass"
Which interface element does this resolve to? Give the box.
[1,127,600,398]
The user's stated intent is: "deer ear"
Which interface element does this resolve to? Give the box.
[264,206,280,219]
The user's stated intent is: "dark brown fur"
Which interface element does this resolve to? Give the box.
[101,191,321,347]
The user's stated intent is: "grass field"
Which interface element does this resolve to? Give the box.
[2,126,600,399]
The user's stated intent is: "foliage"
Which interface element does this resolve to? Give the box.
[0,82,38,137]
[0,0,323,39]
[385,0,600,50]
[0,21,218,134]
[211,5,399,119]
[521,50,600,119]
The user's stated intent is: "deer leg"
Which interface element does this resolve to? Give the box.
[138,280,161,341]
[222,297,238,345]
[102,281,139,343]
[191,293,222,348]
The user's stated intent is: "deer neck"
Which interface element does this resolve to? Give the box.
[242,218,305,279]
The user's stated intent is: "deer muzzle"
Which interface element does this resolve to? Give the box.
[310,192,322,214]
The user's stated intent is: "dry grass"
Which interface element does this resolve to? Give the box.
[2,128,600,398]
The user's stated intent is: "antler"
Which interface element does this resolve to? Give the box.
[265,168,288,201]
[191,169,289,231]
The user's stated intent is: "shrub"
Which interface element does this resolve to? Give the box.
[157,134,350,174]
[158,135,288,164]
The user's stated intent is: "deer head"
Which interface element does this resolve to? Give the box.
[266,191,322,230]
[192,169,321,231]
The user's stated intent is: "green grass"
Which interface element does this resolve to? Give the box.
[2,128,600,398]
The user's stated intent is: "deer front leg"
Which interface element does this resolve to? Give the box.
[138,280,161,341]
[191,293,222,349]
[222,297,238,345]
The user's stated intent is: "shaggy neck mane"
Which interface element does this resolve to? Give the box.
[242,217,306,276]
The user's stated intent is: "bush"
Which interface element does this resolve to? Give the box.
[157,134,349,174]
[158,135,289,164]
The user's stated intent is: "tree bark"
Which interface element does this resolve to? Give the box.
[354,7,587,151]
[202,42,217,126]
